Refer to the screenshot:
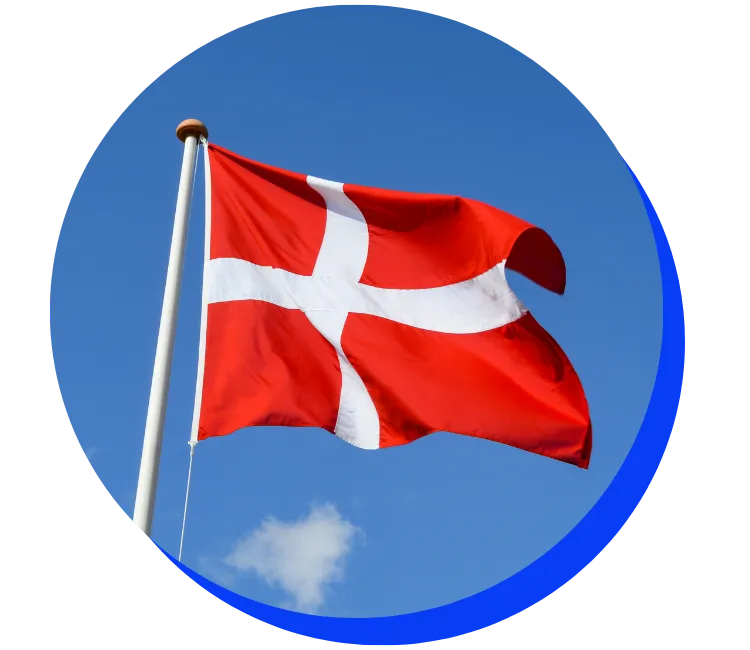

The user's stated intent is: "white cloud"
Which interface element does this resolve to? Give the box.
[196,556,237,591]
[223,503,361,613]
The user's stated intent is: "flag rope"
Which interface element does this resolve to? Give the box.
[177,136,204,562]
[178,440,197,562]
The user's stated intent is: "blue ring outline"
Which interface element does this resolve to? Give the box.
[158,164,684,645]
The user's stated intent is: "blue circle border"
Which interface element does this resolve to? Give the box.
[159,164,684,645]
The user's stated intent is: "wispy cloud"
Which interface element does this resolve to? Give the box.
[223,503,361,613]
[197,556,238,591]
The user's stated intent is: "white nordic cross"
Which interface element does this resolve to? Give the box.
[203,175,528,449]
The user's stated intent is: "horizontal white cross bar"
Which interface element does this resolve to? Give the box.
[206,258,526,335]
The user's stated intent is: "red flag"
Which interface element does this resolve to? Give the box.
[191,143,592,468]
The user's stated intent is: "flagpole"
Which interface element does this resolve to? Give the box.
[133,119,209,537]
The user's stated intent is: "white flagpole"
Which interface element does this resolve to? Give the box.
[133,119,209,536]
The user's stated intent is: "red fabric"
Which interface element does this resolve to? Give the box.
[208,144,327,274]
[198,144,591,468]
[198,300,341,440]
[342,313,590,467]
[345,183,566,292]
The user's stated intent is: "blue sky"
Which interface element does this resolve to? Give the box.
[51,6,662,618]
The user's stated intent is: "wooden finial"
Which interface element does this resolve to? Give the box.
[176,119,209,142]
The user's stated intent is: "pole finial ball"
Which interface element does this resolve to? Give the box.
[176,119,209,142]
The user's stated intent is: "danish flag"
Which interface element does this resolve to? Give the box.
[190,144,592,468]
